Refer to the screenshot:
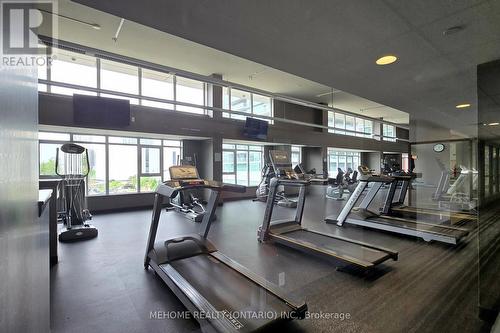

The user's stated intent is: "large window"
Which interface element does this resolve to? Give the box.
[100,59,139,104]
[163,140,182,180]
[73,136,106,196]
[402,153,409,172]
[222,88,273,121]
[291,146,302,166]
[140,141,161,193]
[141,69,174,110]
[383,124,396,142]
[39,131,183,195]
[327,149,361,178]
[222,143,263,186]
[39,46,211,115]
[50,49,97,96]
[334,113,345,135]
[176,76,205,115]
[108,138,138,194]
[328,111,373,137]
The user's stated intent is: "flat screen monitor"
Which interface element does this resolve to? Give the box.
[243,117,268,140]
[74,95,130,128]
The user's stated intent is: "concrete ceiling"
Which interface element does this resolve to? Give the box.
[70,0,500,138]
[38,0,409,124]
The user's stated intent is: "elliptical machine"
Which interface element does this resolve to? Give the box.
[254,163,297,208]
[56,143,98,242]
[166,158,214,222]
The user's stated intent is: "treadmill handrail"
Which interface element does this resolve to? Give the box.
[146,181,245,267]
[270,177,311,186]
[156,180,246,198]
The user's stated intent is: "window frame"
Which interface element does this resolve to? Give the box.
[328,111,374,138]
[39,130,183,196]
[291,146,302,166]
[327,148,361,178]
[382,124,397,142]
[222,87,274,123]
[222,143,264,186]
[39,44,403,142]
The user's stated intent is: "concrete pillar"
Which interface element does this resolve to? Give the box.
[209,73,223,121]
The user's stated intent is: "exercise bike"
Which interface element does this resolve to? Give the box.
[56,143,98,242]
[254,163,297,208]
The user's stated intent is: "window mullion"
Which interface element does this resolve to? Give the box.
[160,145,164,182]
[96,58,101,96]
[137,143,141,193]
[250,93,253,116]
[138,67,142,106]
[105,136,109,195]
[228,87,232,118]
[47,46,52,93]
[173,75,177,111]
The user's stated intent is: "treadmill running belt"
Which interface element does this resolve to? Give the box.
[280,229,393,265]
[391,206,475,223]
[351,213,469,239]
[167,254,294,331]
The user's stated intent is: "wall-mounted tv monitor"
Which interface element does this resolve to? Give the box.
[74,95,130,128]
[243,117,268,140]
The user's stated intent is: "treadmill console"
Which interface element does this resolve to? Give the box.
[169,165,200,180]
[357,165,394,183]
[158,165,246,198]
[269,150,299,180]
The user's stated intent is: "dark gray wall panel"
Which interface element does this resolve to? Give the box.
[39,93,409,152]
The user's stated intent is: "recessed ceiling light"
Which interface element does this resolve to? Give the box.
[456,103,471,109]
[488,122,499,126]
[376,55,398,65]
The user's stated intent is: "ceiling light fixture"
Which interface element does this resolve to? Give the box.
[39,9,101,30]
[488,122,500,126]
[456,103,471,109]
[376,55,398,65]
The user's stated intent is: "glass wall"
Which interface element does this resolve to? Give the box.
[328,111,373,137]
[39,130,182,195]
[327,149,361,177]
[163,140,183,181]
[382,124,396,141]
[39,47,210,115]
[141,69,174,109]
[222,88,273,121]
[222,143,264,186]
[176,76,205,114]
[50,49,97,96]
[38,43,408,142]
[410,140,476,209]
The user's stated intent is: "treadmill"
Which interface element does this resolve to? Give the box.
[380,171,476,225]
[145,165,307,333]
[326,166,469,245]
[258,150,398,269]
